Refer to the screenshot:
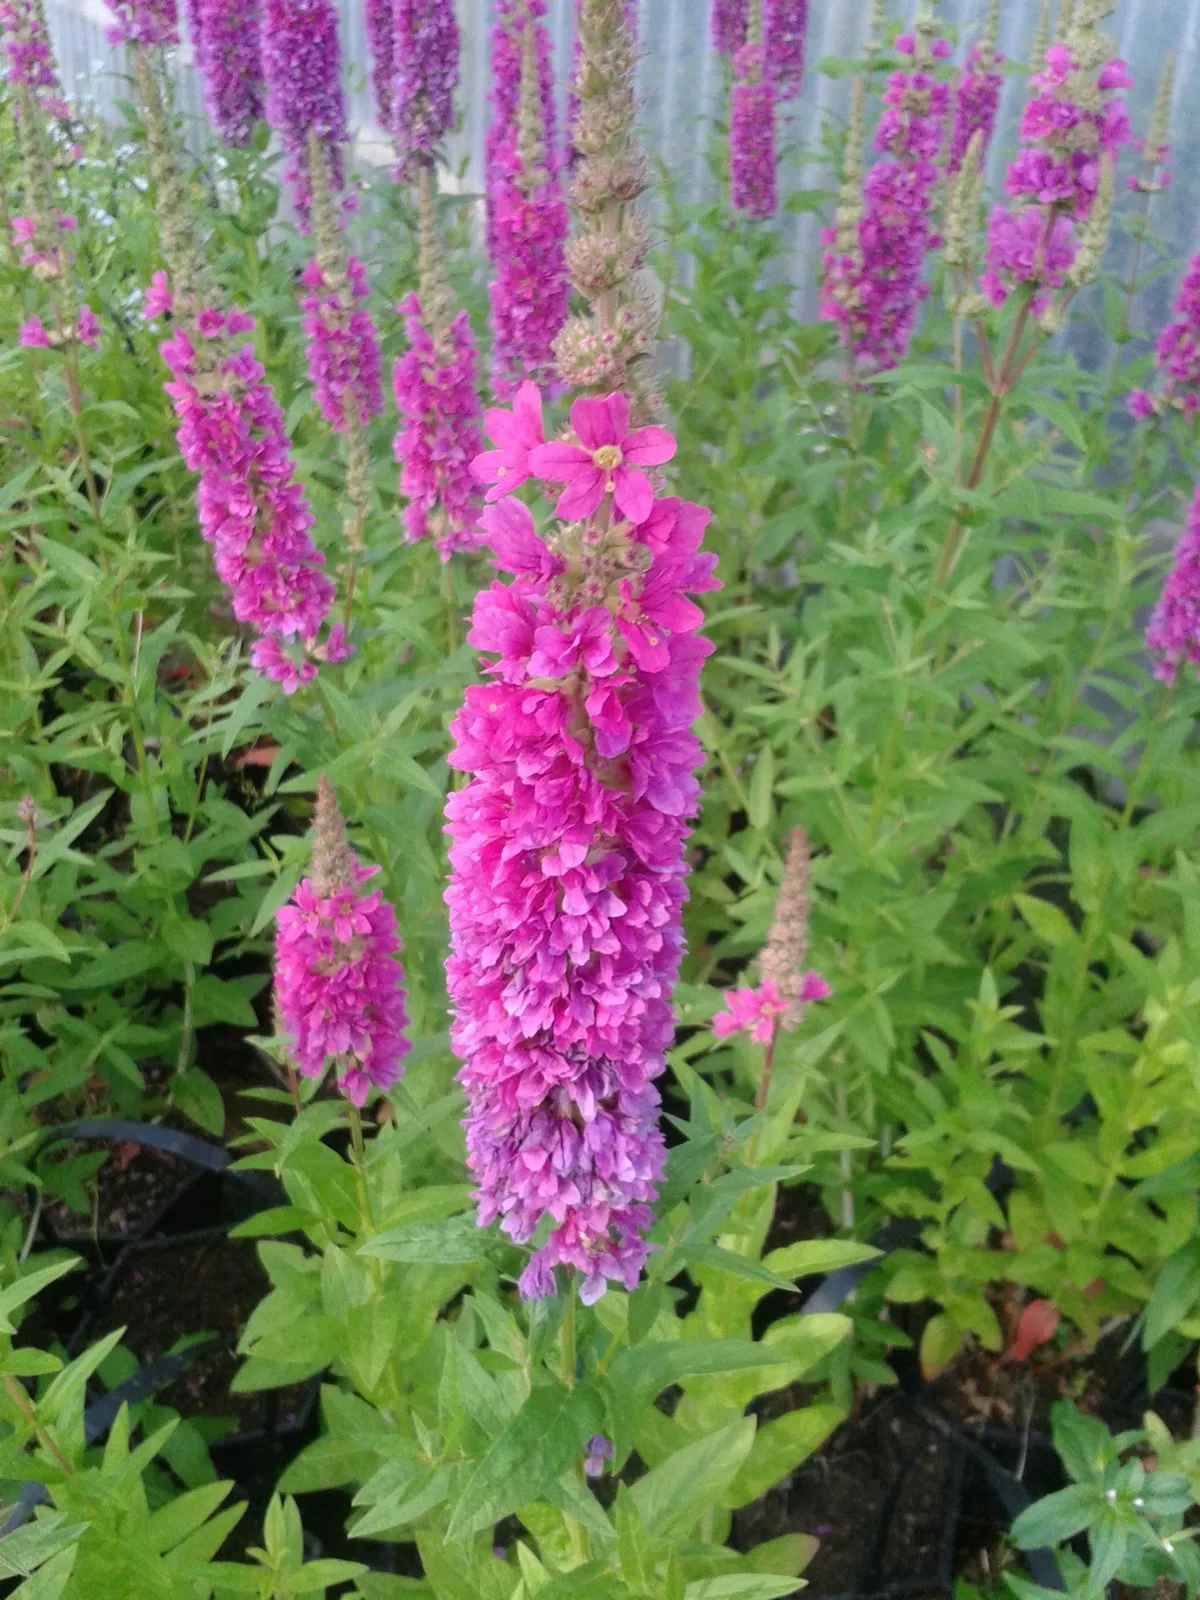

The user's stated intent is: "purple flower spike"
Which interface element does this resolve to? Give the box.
[105,0,179,48]
[0,0,70,119]
[188,0,265,147]
[158,297,348,692]
[393,0,460,182]
[980,37,1132,309]
[1147,484,1200,685]
[261,0,347,225]
[275,776,410,1105]
[730,41,777,218]
[820,30,952,370]
[392,293,483,558]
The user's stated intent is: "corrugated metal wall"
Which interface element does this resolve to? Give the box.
[43,0,1197,330]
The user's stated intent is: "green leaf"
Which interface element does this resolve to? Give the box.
[66,939,165,990]
[173,1067,226,1137]
[445,1382,604,1539]
[747,748,775,831]
[607,1338,813,1401]
[630,1418,756,1538]
[1010,1483,1101,1549]
[1143,1238,1200,1348]
[683,1581,802,1600]
[0,1258,79,1336]
[725,1404,846,1508]
[1013,894,1076,950]
[761,1239,882,1279]
[358,1216,484,1266]
[9,1547,76,1599]
[0,1515,86,1578]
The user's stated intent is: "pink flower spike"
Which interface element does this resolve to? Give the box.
[472,380,545,500]
[19,316,50,348]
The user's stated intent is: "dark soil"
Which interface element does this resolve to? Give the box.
[736,1389,963,1598]
[43,1137,195,1245]
[88,1232,310,1435]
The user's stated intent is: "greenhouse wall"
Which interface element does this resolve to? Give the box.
[43,0,1200,330]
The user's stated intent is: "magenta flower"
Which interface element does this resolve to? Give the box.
[713,972,831,1044]
[300,254,384,433]
[980,40,1132,307]
[392,292,483,558]
[948,42,1003,174]
[486,0,556,257]
[1125,251,1200,421]
[104,0,178,47]
[820,31,951,370]
[0,0,70,119]
[711,0,747,54]
[275,781,410,1106]
[159,300,347,692]
[363,0,394,127]
[529,393,675,525]
[77,304,100,346]
[144,269,173,319]
[447,385,718,1304]
[764,0,807,98]
[18,315,49,347]
[472,381,546,501]
[261,0,347,225]
[188,0,264,146]
[730,41,777,219]
[488,4,569,398]
[1146,484,1200,685]
[393,0,460,181]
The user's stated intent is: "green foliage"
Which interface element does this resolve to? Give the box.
[1007,1401,1200,1596]
[1,21,1198,1600]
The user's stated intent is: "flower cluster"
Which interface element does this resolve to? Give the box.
[20,304,99,348]
[363,0,394,128]
[105,0,178,47]
[11,209,76,278]
[300,254,384,434]
[448,384,718,1304]
[187,0,265,147]
[948,43,1003,173]
[711,0,747,54]
[392,291,483,558]
[0,0,69,119]
[713,972,830,1044]
[1146,485,1200,686]
[713,0,806,96]
[486,0,556,256]
[275,777,410,1106]
[981,38,1131,307]
[392,0,460,182]
[730,40,777,219]
[156,297,348,692]
[821,30,951,370]
[261,0,347,225]
[764,0,807,98]
[490,169,570,398]
[489,9,569,397]
[1128,251,1200,421]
